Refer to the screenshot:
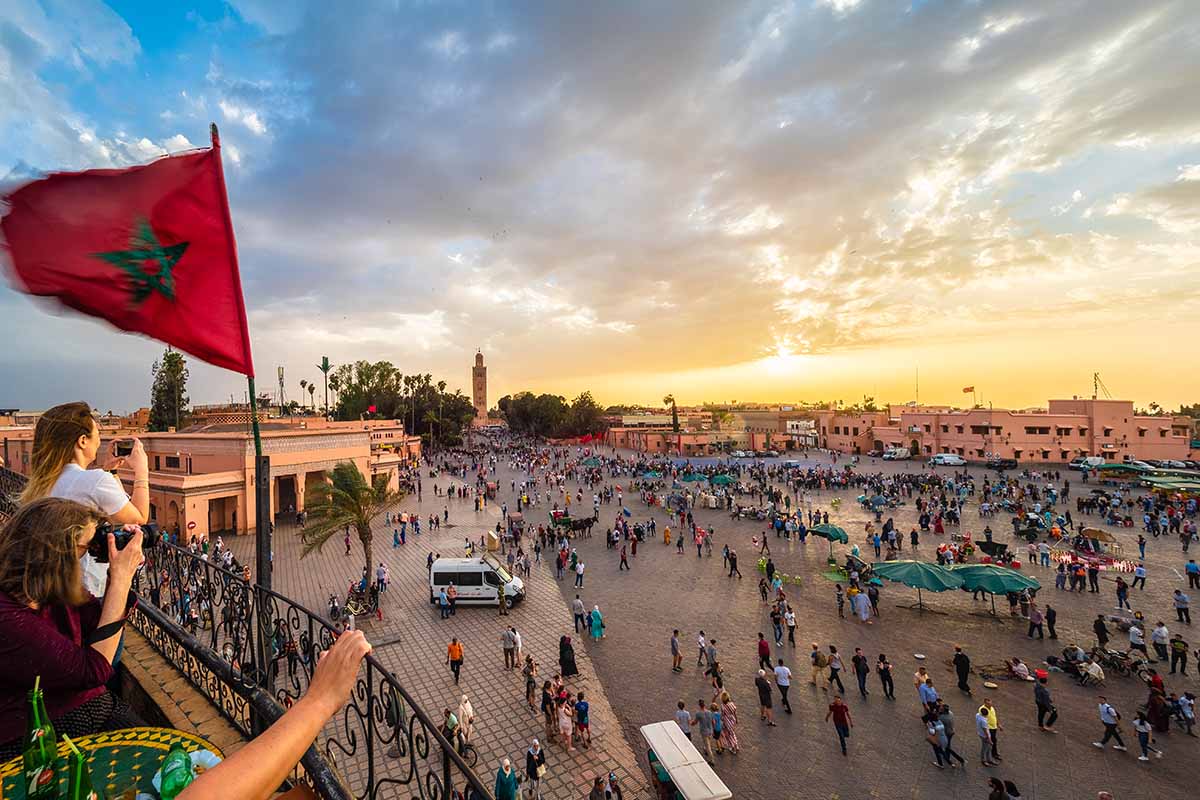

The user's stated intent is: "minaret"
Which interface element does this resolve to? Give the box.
[472,350,487,420]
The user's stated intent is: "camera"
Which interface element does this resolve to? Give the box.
[113,439,134,457]
[87,521,159,563]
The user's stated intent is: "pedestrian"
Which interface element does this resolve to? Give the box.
[757,633,772,671]
[728,549,742,578]
[574,560,585,588]
[785,608,797,646]
[447,637,464,683]
[674,700,692,739]
[1027,604,1045,639]
[618,544,629,571]
[976,706,997,766]
[693,699,715,761]
[953,645,971,693]
[774,658,793,713]
[502,627,517,670]
[825,696,852,756]
[851,648,871,698]
[925,712,951,769]
[755,670,777,725]
[494,758,520,800]
[522,656,538,715]
[498,580,509,616]
[1045,604,1058,639]
[1093,696,1127,751]
[1034,676,1058,733]
[573,595,586,633]
[1152,621,1171,662]
[980,699,1002,760]
[810,642,828,687]
[876,653,895,699]
[1175,589,1191,624]
[1116,577,1131,610]
[590,605,604,641]
[717,690,740,753]
[1132,712,1162,762]
[835,584,845,618]
[827,645,846,694]
[1132,562,1146,590]
[524,738,546,799]
[1094,614,1111,648]
[575,692,591,748]
[919,678,940,713]
[670,629,682,673]
[1169,633,1190,675]
[937,702,966,766]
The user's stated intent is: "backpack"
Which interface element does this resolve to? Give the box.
[815,651,829,668]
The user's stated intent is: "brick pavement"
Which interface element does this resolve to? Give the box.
[228,477,648,800]
[232,454,1198,799]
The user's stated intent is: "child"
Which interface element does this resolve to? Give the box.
[836,584,845,618]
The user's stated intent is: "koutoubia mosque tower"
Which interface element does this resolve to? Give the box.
[472,351,487,421]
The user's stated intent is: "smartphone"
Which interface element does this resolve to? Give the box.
[114,440,134,457]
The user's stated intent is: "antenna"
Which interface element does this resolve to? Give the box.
[1092,372,1112,400]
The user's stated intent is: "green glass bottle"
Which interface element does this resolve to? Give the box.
[158,740,194,800]
[22,677,57,800]
[63,735,103,800]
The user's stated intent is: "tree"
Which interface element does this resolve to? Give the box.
[568,392,605,436]
[298,463,405,582]
[663,394,679,433]
[308,382,316,409]
[328,361,475,448]
[299,379,309,411]
[317,356,333,416]
[328,374,341,410]
[149,348,190,431]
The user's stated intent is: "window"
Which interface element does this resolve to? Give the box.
[1023,427,1049,436]
[976,449,986,457]
[457,571,483,586]
[165,455,181,469]
[833,426,840,435]
[1103,427,1113,436]
[852,427,859,436]
[1079,427,1088,436]
[1056,427,1072,436]
[1137,430,1145,438]
[941,425,949,433]
[956,425,964,434]
[432,571,458,586]
[153,455,160,471]
[1160,430,1167,438]
[970,425,989,435]
[924,424,931,433]
[483,571,500,587]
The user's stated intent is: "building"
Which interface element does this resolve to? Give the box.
[0,417,420,538]
[472,351,487,421]
[812,398,1196,462]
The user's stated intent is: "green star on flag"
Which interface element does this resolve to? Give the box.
[92,217,189,304]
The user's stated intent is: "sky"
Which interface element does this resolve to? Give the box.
[1,0,1198,414]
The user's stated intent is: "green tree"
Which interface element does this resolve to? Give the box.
[568,391,605,436]
[149,348,190,431]
[663,394,679,433]
[298,462,405,580]
[317,356,333,415]
[299,379,309,411]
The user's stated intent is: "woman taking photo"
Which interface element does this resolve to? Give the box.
[20,402,149,594]
[0,498,146,760]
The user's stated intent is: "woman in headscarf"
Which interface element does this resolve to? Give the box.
[716,690,740,754]
[589,606,604,641]
[559,635,579,678]
[493,757,520,800]
[456,693,475,744]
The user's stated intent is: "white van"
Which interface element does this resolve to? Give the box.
[429,554,525,609]
[930,453,966,466]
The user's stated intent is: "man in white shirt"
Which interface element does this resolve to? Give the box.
[1151,621,1171,661]
[773,658,793,714]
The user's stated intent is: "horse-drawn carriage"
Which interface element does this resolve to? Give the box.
[549,510,595,536]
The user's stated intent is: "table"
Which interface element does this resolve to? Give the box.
[0,727,222,799]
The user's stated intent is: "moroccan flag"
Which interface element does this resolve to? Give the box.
[1,136,254,375]
[962,386,974,393]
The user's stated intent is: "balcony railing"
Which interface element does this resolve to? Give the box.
[132,540,494,800]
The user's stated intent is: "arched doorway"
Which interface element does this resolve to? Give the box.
[166,500,180,532]
[910,439,920,457]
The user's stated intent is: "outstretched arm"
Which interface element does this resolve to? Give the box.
[178,631,371,800]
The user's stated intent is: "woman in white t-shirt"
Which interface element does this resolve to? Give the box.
[20,402,149,595]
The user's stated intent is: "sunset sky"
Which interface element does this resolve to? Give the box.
[2,1,1198,413]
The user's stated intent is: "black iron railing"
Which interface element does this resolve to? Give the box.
[131,540,494,800]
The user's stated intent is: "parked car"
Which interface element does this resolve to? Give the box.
[930,453,966,466]
[765,450,780,458]
[730,450,746,458]
[1166,460,1190,469]
[882,449,911,461]
[866,448,884,458]
[986,457,1018,471]
[1068,456,1104,471]
[1125,460,1153,469]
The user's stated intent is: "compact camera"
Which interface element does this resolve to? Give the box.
[87,521,159,563]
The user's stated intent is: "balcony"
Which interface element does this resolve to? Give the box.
[0,467,491,800]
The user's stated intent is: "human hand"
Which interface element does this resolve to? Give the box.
[306,630,372,717]
[124,438,148,475]
[107,527,144,585]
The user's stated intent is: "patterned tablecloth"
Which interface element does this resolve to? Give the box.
[0,727,223,799]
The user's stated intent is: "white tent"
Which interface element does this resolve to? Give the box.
[640,721,732,800]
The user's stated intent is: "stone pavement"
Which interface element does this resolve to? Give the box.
[232,453,1198,799]
[229,477,648,799]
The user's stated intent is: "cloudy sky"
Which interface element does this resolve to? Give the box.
[2,0,1198,413]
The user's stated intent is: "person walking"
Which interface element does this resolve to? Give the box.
[851,648,871,698]
[494,758,521,800]
[447,637,464,684]
[1132,562,1147,590]
[876,653,895,699]
[670,629,683,673]
[1094,615,1111,648]
[757,633,772,671]
[1170,632,1190,675]
[825,696,852,756]
[619,544,630,571]
[810,642,829,687]
[1045,604,1058,639]
[1152,621,1171,662]
[755,670,777,726]
[693,699,715,762]
[524,738,546,799]
[926,712,951,769]
[574,560,585,588]
[728,548,742,578]
[572,595,586,633]
[976,706,997,766]
[980,699,1002,760]
[953,645,972,693]
[1174,590,1191,624]
[774,659,793,713]
[784,608,797,646]
[827,646,847,694]
[502,627,517,670]
[1034,677,1058,733]
[1028,604,1045,639]
[937,702,966,766]
[919,678,940,713]
[1093,696,1127,751]
[1133,712,1163,762]
[716,690,740,753]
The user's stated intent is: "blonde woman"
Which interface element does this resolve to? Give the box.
[20,402,149,595]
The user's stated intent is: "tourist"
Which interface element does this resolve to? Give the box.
[936,702,965,766]
[716,690,740,753]
[876,653,895,699]
[952,645,971,693]
[827,645,847,694]
[1132,711,1162,761]
[693,699,715,761]
[975,706,996,766]
[522,656,538,715]
[524,738,546,798]
[755,669,777,725]
[980,699,1002,760]
[0,499,147,758]
[1034,677,1057,733]
[446,637,465,683]
[573,595,587,632]
[540,681,556,742]
[574,691,591,748]
[851,648,870,698]
[557,696,575,751]
[1092,696,1127,751]
[674,700,692,739]
[502,627,517,670]
[825,696,852,756]
[774,658,793,713]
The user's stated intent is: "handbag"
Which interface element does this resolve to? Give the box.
[536,763,546,779]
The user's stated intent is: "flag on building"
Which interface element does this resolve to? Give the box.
[962,386,975,393]
[1,136,254,376]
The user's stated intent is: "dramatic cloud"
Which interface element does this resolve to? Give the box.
[2,0,1199,411]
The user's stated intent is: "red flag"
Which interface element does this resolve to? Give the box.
[962,386,974,393]
[1,135,254,375]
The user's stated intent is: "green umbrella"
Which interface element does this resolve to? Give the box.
[810,523,849,559]
[947,564,1041,615]
[640,470,663,479]
[871,560,963,609]
[680,473,707,482]
[711,474,735,486]
[580,457,601,467]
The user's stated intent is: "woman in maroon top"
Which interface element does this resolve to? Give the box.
[0,498,145,759]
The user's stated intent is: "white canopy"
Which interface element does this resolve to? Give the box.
[640,721,732,800]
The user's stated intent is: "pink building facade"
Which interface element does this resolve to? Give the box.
[813,400,1195,463]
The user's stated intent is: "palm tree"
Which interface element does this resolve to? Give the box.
[663,394,680,433]
[317,357,332,416]
[308,383,316,410]
[328,374,341,417]
[298,462,406,580]
[300,379,309,412]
